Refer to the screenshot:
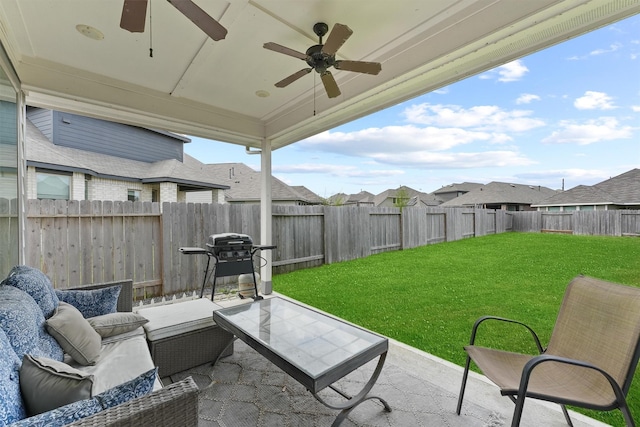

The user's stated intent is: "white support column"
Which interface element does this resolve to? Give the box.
[260,138,273,294]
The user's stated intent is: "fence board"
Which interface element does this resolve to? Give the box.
[39,200,56,282]
[67,200,81,286]
[0,199,11,275]
[80,201,93,285]
[112,201,125,281]
[101,201,114,284]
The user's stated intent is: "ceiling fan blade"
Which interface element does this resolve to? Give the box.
[275,68,312,88]
[167,0,227,41]
[322,23,353,56]
[263,42,308,60]
[335,60,382,75]
[120,0,148,33]
[320,71,341,98]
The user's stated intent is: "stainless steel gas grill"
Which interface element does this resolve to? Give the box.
[179,233,275,301]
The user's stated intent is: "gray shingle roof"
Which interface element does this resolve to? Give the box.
[440,181,557,207]
[330,191,376,205]
[433,182,483,195]
[199,163,320,203]
[373,186,433,206]
[533,169,640,207]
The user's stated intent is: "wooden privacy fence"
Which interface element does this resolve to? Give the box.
[510,210,640,236]
[24,200,637,298]
[25,200,162,298]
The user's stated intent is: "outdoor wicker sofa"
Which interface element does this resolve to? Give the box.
[0,266,199,426]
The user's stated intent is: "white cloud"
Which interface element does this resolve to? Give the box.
[299,127,534,169]
[273,163,404,178]
[370,150,536,169]
[542,117,634,145]
[403,103,545,133]
[589,42,622,56]
[567,42,624,60]
[574,91,616,110]
[497,60,529,82]
[302,125,495,155]
[631,105,640,112]
[479,60,529,82]
[516,93,541,104]
[514,168,620,188]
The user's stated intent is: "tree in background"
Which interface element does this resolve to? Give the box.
[393,186,410,210]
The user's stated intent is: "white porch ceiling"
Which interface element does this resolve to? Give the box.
[0,0,638,149]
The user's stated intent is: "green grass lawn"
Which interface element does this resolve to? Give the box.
[272,232,640,426]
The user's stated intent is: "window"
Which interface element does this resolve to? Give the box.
[37,172,70,200]
[151,189,158,203]
[128,189,141,202]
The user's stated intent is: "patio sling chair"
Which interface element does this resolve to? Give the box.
[456,275,640,427]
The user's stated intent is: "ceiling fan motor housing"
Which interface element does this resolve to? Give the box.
[305,44,335,74]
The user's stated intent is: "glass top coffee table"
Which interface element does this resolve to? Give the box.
[213,297,391,426]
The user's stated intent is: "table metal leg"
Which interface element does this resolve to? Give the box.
[312,352,391,426]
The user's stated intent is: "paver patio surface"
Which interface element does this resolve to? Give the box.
[164,339,608,427]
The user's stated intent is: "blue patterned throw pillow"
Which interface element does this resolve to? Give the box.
[94,367,157,410]
[0,285,64,362]
[0,328,26,425]
[55,285,121,319]
[3,265,59,319]
[7,397,103,427]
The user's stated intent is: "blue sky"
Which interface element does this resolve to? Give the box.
[185,14,640,199]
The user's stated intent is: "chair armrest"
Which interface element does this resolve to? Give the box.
[469,316,544,353]
[68,377,199,427]
[519,354,626,409]
[69,280,134,313]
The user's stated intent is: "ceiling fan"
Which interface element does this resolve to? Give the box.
[120,0,227,41]
[264,22,382,98]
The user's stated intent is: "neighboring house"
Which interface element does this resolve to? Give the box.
[373,186,438,207]
[532,169,640,211]
[440,182,557,211]
[186,163,322,205]
[327,191,375,206]
[26,107,229,204]
[432,182,483,202]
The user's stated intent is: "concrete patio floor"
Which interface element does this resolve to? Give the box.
[163,336,609,427]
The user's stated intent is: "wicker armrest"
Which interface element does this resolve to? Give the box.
[68,377,199,427]
[68,279,134,312]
